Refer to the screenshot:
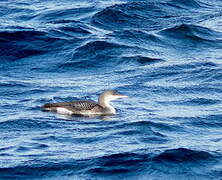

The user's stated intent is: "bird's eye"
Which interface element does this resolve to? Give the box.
[113,90,118,95]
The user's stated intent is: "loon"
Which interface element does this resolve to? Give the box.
[42,90,128,116]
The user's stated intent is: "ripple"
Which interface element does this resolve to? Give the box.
[121,55,164,65]
[183,114,222,128]
[36,6,96,22]
[0,118,54,131]
[88,152,150,174]
[153,148,214,162]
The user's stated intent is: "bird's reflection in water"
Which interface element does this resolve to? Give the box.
[55,113,114,121]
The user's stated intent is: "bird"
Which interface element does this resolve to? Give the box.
[42,90,128,116]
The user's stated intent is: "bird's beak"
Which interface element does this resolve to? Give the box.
[116,94,129,98]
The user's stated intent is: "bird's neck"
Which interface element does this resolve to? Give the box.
[98,96,116,114]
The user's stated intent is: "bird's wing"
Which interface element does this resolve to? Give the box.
[43,100,98,111]
[68,100,98,110]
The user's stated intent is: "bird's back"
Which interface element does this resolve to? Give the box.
[42,100,103,115]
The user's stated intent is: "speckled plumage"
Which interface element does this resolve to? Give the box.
[43,100,104,114]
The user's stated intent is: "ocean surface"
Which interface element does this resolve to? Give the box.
[0,0,222,179]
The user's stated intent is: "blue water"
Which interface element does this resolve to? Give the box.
[1,0,222,179]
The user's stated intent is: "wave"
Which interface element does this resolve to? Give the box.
[92,2,167,30]
[35,6,96,22]
[59,25,90,36]
[108,29,164,48]
[160,24,222,43]
[0,160,89,179]
[116,120,184,133]
[135,61,219,83]
[58,38,163,71]
[153,148,214,162]
[121,55,164,65]
[0,80,29,88]
[92,1,207,31]
[180,98,220,106]
[0,118,54,131]
[0,30,67,61]
[74,40,127,54]
[166,0,202,9]
[158,98,220,107]
[0,153,148,179]
[58,40,133,69]
[182,114,222,128]
[0,149,217,179]
[47,20,92,39]
[88,152,149,174]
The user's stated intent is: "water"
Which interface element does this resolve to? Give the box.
[0,0,222,179]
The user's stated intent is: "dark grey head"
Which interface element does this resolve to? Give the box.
[99,90,128,102]
[102,90,128,100]
[98,90,128,107]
